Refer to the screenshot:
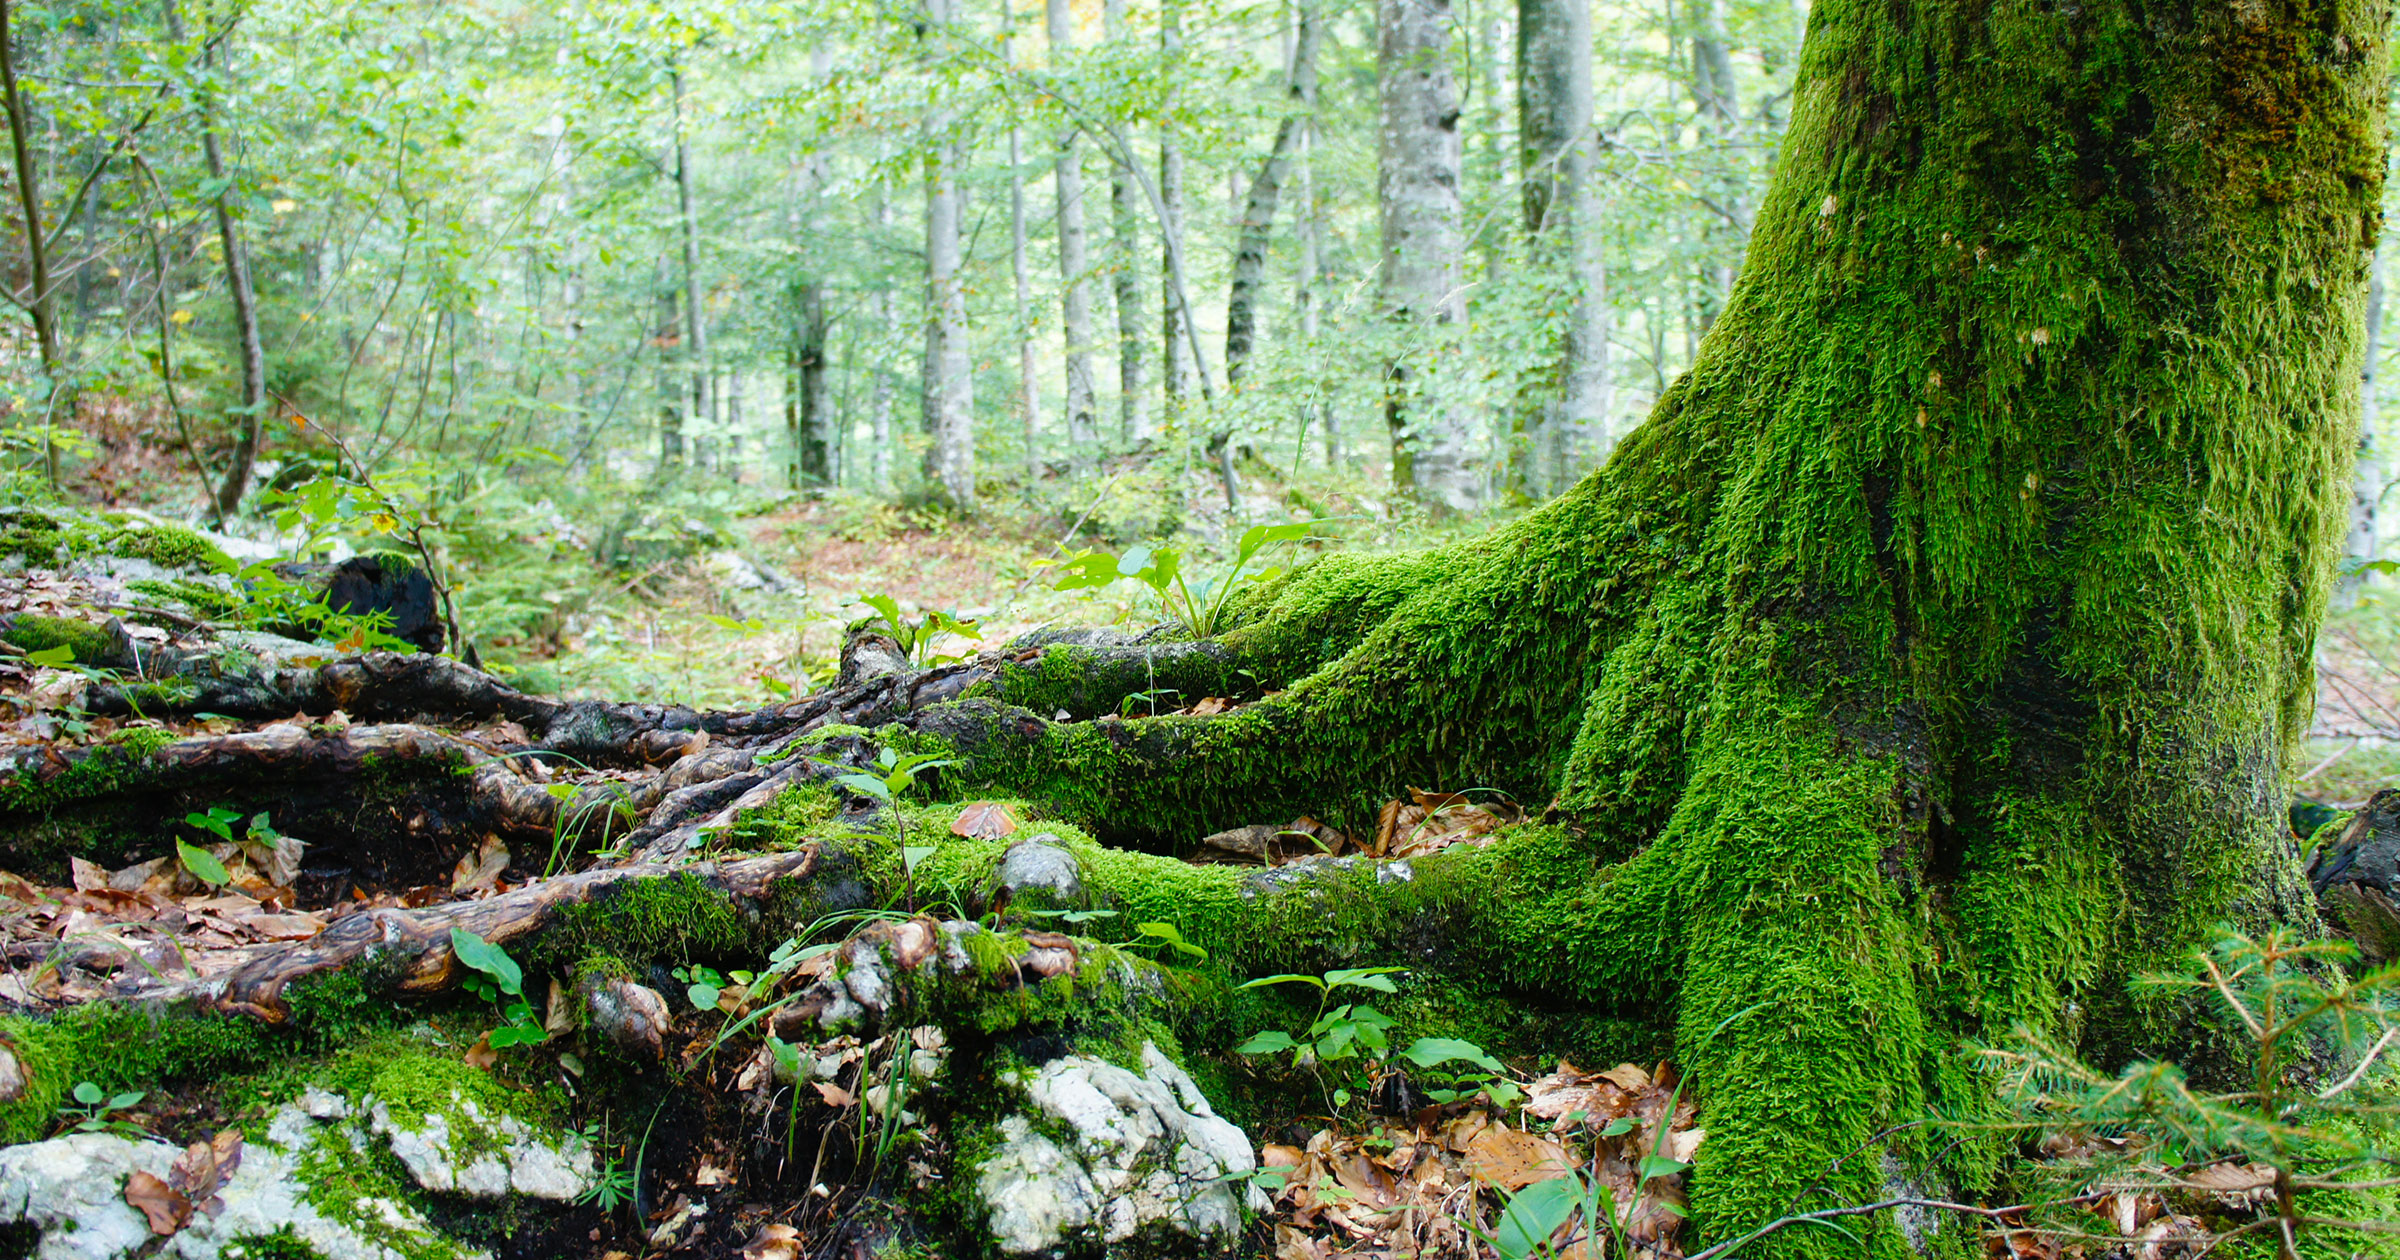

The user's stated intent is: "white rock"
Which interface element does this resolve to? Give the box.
[367,1092,596,1202]
[0,1107,487,1260]
[975,1040,1259,1254]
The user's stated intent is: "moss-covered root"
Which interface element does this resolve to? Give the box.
[770,916,1199,1048]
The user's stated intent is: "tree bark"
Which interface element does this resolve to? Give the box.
[921,0,978,513]
[868,182,896,496]
[1376,0,1478,515]
[0,1,59,432]
[670,66,711,472]
[797,281,832,488]
[1004,2,1041,483]
[1104,0,1149,449]
[1517,0,1609,497]
[1686,0,1745,333]
[160,0,268,519]
[1224,5,1321,389]
[1158,0,1193,414]
[1047,0,1099,470]
[2349,235,2385,574]
[654,258,683,470]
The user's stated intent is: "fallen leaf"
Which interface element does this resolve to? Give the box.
[741,1223,801,1260]
[464,1031,499,1071]
[813,1081,856,1107]
[69,859,109,893]
[123,1170,189,1235]
[451,835,510,895]
[950,801,1018,840]
[236,912,324,941]
[1461,1122,1573,1190]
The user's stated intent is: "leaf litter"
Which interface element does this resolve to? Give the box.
[1260,1058,1701,1259]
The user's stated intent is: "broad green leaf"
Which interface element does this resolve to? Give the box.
[1637,1154,1690,1182]
[449,927,524,996]
[21,645,72,667]
[1324,966,1405,993]
[903,845,937,874]
[1494,1174,1584,1260]
[1237,973,1328,992]
[687,983,722,1011]
[834,773,894,802]
[1403,1037,1505,1075]
[1235,1030,1299,1055]
[175,840,230,887]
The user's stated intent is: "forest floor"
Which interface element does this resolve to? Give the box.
[0,449,2387,1260]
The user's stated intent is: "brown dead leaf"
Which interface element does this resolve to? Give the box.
[950,801,1018,840]
[814,1081,857,1107]
[741,1224,802,1260]
[451,835,510,895]
[69,859,109,893]
[464,1032,499,1071]
[236,912,324,941]
[123,1170,189,1235]
[1461,1122,1573,1190]
[1188,696,1229,716]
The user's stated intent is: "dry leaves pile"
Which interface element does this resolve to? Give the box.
[1987,1133,2288,1260]
[1195,789,1523,868]
[1263,1060,1701,1260]
[123,1129,244,1237]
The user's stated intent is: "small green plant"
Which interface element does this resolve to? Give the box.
[1125,921,1209,963]
[1237,966,1407,1109]
[1971,926,2400,1260]
[672,962,759,1013]
[59,1081,146,1137]
[575,1150,638,1212]
[834,747,958,911]
[449,927,547,1048]
[1402,1036,1524,1109]
[1048,520,1318,639]
[854,594,981,667]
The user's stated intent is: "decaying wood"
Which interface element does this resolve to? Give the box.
[111,846,830,1020]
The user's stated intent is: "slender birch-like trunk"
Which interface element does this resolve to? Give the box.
[1518,0,1610,496]
[1158,0,1193,414]
[1004,1,1041,481]
[1102,0,1149,448]
[1377,0,1477,514]
[1047,0,1098,469]
[922,0,977,512]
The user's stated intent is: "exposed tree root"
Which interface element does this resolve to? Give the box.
[108,846,831,1020]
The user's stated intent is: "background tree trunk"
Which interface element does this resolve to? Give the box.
[1225,6,1320,388]
[0,0,62,489]
[797,281,831,487]
[1048,0,1099,470]
[921,3,978,514]
[1518,0,1609,497]
[1159,0,1193,415]
[1103,0,1149,449]
[1005,2,1041,483]
[2349,235,2385,574]
[670,67,710,475]
[1376,0,1477,514]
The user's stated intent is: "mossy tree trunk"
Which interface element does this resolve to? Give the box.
[944,0,2389,1249]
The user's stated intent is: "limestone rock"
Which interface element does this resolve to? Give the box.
[367,1091,596,1200]
[992,835,1084,908]
[0,1104,481,1260]
[975,1040,1260,1255]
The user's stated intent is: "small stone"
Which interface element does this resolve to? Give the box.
[992,836,1083,907]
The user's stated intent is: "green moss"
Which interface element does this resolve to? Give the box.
[0,614,111,664]
[0,725,177,817]
[0,1003,280,1145]
[290,1120,470,1260]
[542,870,807,972]
[0,507,231,573]
[222,1227,331,1260]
